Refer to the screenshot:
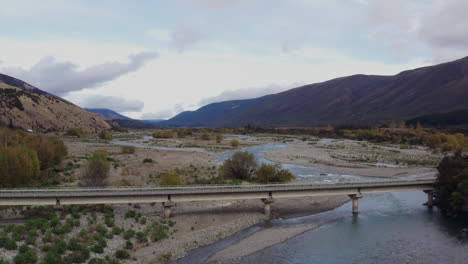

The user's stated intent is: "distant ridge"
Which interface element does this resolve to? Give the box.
[85,108,133,120]
[160,55,468,127]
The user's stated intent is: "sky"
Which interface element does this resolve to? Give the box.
[1,0,468,119]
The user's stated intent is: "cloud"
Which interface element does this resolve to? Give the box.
[147,28,171,42]
[190,0,246,9]
[418,0,468,62]
[2,51,157,96]
[141,109,173,120]
[72,94,144,112]
[198,83,304,106]
[171,24,207,53]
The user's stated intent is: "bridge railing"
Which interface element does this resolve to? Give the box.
[0,179,435,197]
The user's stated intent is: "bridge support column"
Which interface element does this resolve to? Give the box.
[349,194,363,214]
[54,199,63,211]
[261,198,274,218]
[424,190,434,207]
[162,201,174,218]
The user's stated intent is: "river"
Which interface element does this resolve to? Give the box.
[171,141,468,264]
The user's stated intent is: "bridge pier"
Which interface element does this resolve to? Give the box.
[349,194,363,214]
[262,198,274,218]
[424,190,434,207]
[162,201,174,218]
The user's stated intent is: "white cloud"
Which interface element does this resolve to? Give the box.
[171,24,207,53]
[198,83,304,106]
[72,94,144,112]
[190,0,246,9]
[2,52,157,96]
[141,110,173,120]
[147,28,171,42]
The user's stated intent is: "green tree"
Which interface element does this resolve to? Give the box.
[220,151,258,180]
[435,152,468,219]
[80,152,110,186]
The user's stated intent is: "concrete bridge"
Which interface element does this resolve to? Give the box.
[0,179,434,218]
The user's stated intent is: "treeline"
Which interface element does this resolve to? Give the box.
[0,128,67,187]
[435,152,468,220]
[241,125,468,152]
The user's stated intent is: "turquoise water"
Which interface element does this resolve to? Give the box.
[173,143,467,264]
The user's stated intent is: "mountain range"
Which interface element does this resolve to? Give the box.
[160,56,468,127]
[0,73,114,132]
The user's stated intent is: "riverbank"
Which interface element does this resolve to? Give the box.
[265,139,440,178]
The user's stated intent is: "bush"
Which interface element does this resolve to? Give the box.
[88,258,105,264]
[4,237,17,250]
[136,231,148,243]
[255,164,295,183]
[115,249,130,259]
[152,131,174,138]
[125,240,133,249]
[123,229,135,240]
[120,146,135,154]
[42,251,62,264]
[216,135,223,143]
[14,247,37,264]
[220,152,258,180]
[143,158,153,163]
[98,130,113,140]
[159,170,182,186]
[200,133,211,141]
[65,128,86,138]
[124,210,136,219]
[0,146,40,187]
[91,244,104,254]
[230,139,240,147]
[80,152,110,186]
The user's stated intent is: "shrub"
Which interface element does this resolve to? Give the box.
[159,170,182,186]
[115,249,130,259]
[230,139,240,147]
[88,258,105,264]
[125,240,133,249]
[123,229,135,240]
[220,152,258,180]
[120,146,135,154]
[4,237,17,250]
[136,231,148,243]
[200,133,211,141]
[152,131,174,138]
[91,244,104,254]
[143,158,153,163]
[124,210,136,219]
[42,251,62,264]
[216,135,223,143]
[0,146,40,187]
[255,164,295,183]
[14,247,37,264]
[98,130,113,140]
[80,152,110,186]
[65,128,86,138]
[150,224,168,241]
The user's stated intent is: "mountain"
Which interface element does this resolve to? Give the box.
[85,108,132,120]
[407,109,468,127]
[161,56,468,127]
[0,73,114,132]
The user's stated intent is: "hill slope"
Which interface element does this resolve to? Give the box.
[0,73,114,132]
[161,56,468,127]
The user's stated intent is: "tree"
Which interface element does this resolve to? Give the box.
[220,151,258,180]
[255,164,295,183]
[80,152,110,186]
[434,152,468,219]
[0,146,40,187]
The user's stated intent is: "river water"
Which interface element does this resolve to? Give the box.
[172,140,468,264]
